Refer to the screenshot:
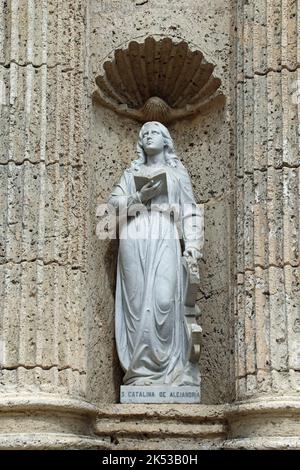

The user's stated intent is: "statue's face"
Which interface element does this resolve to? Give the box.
[142,123,164,156]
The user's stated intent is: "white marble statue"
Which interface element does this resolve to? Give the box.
[108,121,204,386]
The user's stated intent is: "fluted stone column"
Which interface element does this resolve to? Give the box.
[226,0,300,449]
[0,0,103,449]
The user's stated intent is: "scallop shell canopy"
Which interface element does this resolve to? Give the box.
[94,37,225,124]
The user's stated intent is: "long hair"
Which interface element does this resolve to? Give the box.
[131,121,179,170]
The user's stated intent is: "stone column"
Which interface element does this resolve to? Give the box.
[0,0,103,449]
[227,0,300,449]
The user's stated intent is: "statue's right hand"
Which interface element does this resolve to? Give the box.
[139,180,162,203]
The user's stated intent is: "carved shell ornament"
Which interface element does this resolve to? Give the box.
[93,37,225,124]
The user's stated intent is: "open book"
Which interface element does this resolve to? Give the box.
[134,172,168,196]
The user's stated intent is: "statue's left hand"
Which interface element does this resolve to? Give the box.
[183,248,201,261]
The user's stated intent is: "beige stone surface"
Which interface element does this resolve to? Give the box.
[235,0,300,403]
[237,0,299,79]
[0,0,89,401]
[95,403,227,450]
[92,399,300,450]
[0,0,299,451]
[0,0,86,69]
[0,394,107,449]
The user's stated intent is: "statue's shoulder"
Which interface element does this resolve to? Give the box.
[126,160,141,172]
[124,166,139,181]
[126,161,146,175]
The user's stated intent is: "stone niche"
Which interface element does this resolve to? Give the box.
[87,0,235,407]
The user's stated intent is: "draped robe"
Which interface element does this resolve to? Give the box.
[108,161,203,386]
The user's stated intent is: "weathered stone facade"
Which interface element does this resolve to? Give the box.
[0,0,299,449]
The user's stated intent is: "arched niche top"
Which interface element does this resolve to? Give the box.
[93,36,225,124]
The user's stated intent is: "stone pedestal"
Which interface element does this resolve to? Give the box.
[95,404,226,450]
[0,395,105,450]
[225,397,300,450]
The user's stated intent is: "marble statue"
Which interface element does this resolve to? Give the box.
[108,122,204,388]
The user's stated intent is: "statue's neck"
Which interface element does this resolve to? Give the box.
[146,151,165,167]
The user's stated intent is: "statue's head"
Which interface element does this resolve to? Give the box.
[140,122,165,157]
[133,121,178,169]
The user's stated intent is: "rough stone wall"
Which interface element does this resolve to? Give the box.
[0,0,299,452]
[235,0,300,399]
[88,0,236,405]
[0,0,89,398]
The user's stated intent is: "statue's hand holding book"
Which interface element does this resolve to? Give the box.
[134,172,167,202]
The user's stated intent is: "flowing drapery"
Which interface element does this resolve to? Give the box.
[108,162,203,385]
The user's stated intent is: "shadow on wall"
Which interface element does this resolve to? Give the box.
[104,239,119,297]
